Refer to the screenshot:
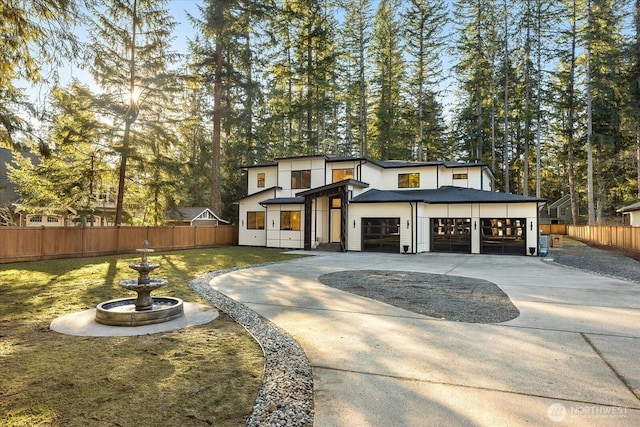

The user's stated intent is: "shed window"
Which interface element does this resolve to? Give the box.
[398,173,420,188]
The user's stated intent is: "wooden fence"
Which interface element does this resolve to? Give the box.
[539,224,567,235]
[0,225,238,264]
[567,225,640,252]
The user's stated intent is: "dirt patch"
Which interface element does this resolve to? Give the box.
[319,270,519,323]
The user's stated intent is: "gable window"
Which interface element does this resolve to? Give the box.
[398,173,420,188]
[247,211,265,229]
[332,168,354,183]
[280,211,301,230]
[453,173,468,180]
[291,170,311,189]
[257,173,265,188]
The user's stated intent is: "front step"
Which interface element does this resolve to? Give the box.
[315,242,342,252]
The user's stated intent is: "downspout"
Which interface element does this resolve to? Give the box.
[410,202,414,253]
[415,203,419,253]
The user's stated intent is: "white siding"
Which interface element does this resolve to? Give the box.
[247,166,277,196]
[348,203,412,253]
[265,204,304,249]
[237,192,270,247]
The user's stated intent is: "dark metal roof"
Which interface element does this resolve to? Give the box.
[366,159,489,169]
[260,197,305,206]
[296,179,369,197]
[351,186,546,204]
[240,162,278,170]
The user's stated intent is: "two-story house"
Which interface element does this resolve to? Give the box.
[237,155,545,255]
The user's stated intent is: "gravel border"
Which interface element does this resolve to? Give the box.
[190,268,314,427]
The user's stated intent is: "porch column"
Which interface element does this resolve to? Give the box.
[340,186,348,252]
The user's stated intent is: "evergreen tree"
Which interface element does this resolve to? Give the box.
[8,81,115,224]
[402,0,449,161]
[370,0,406,160]
[339,0,373,157]
[0,0,79,151]
[88,0,178,225]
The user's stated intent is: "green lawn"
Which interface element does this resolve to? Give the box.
[0,247,303,427]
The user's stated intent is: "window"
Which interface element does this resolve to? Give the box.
[291,170,311,189]
[332,168,354,183]
[280,211,301,230]
[47,217,59,223]
[398,173,420,188]
[257,173,265,188]
[453,173,468,180]
[247,211,265,229]
[29,216,42,223]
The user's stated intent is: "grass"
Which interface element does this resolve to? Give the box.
[0,247,304,427]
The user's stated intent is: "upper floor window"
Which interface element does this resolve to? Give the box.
[332,168,354,183]
[257,173,265,188]
[247,211,265,229]
[280,211,301,230]
[453,173,468,180]
[291,170,311,189]
[398,173,420,188]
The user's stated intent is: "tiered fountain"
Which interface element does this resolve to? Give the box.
[95,241,184,326]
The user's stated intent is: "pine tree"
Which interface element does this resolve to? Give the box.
[370,0,405,160]
[88,0,178,225]
[402,0,448,161]
[0,0,78,151]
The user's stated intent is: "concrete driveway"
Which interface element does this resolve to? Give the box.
[206,252,640,426]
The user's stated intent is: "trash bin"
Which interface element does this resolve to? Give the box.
[539,235,549,257]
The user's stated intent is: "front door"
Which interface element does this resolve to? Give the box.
[330,197,341,243]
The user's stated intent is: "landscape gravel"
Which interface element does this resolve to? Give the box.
[190,268,314,427]
[549,244,640,284]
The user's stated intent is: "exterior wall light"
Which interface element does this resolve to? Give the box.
[406,220,410,229]
[353,219,356,228]
[474,221,477,230]
[272,219,275,227]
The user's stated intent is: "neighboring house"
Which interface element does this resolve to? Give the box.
[237,155,546,255]
[617,201,640,226]
[165,207,229,226]
[540,194,573,224]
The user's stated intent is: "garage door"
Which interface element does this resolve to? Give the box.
[480,218,526,255]
[362,217,400,253]
[431,218,471,253]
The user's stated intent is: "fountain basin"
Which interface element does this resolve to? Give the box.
[95,297,184,326]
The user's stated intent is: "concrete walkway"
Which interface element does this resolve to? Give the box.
[204,252,640,426]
